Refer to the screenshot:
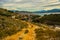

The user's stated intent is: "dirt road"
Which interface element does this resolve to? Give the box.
[4,22,39,40]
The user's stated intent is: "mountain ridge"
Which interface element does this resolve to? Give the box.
[9,9,60,13]
[34,9,60,13]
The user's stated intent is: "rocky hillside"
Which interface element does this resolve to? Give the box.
[35,24,60,40]
[0,8,60,40]
[0,8,28,39]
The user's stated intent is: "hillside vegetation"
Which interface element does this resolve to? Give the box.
[0,8,60,40]
[40,14,60,25]
[35,25,60,40]
[32,14,60,25]
[0,8,28,39]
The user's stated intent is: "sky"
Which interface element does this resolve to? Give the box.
[0,0,60,12]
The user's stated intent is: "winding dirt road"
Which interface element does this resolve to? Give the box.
[4,22,39,40]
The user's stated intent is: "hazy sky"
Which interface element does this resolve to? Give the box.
[0,0,60,11]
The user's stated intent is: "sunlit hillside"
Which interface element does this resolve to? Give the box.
[0,8,28,40]
[0,8,60,40]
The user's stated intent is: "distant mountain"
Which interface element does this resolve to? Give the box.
[34,9,60,13]
[9,10,32,13]
[9,9,60,13]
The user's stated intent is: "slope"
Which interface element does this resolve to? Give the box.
[3,21,39,40]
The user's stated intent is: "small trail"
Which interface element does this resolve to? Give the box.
[4,21,39,40]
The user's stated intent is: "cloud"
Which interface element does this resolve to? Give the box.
[14,0,22,2]
[43,2,60,7]
[2,3,33,8]
[0,0,60,11]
